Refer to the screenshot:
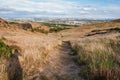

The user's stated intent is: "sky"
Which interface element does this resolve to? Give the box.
[0,0,120,19]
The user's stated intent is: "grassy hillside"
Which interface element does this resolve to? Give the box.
[71,34,120,80]
[0,18,120,80]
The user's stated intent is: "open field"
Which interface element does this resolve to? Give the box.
[0,18,120,80]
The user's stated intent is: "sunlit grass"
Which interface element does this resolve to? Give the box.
[71,38,120,80]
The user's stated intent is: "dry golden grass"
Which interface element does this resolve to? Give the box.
[0,28,62,79]
[0,58,7,80]
[59,21,120,40]
[30,22,50,31]
[70,33,120,80]
[0,18,120,80]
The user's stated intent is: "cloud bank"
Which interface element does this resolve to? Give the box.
[0,0,120,19]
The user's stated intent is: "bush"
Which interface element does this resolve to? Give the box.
[42,23,78,28]
[9,22,18,24]
[49,27,70,32]
[32,28,48,34]
[109,27,120,31]
[0,41,12,58]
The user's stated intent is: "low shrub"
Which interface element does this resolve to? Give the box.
[42,23,78,28]
[32,28,48,34]
[9,22,18,24]
[109,27,120,31]
[49,27,70,32]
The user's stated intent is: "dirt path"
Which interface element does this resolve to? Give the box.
[29,41,83,80]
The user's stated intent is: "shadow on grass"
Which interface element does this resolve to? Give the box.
[7,49,23,80]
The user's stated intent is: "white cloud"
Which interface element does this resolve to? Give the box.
[0,0,120,19]
[0,11,13,14]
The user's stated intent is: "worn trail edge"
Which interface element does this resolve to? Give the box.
[30,41,83,80]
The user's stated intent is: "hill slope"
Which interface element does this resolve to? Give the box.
[0,18,120,80]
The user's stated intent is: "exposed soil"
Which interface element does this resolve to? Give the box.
[29,41,83,80]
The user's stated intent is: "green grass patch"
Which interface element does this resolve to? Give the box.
[9,22,18,24]
[49,27,70,33]
[0,41,12,58]
[42,23,78,28]
[32,23,79,33]
[32,28,49,34]
[32,26,70,33]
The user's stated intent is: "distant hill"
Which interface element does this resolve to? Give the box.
[0,18,9,27]
[0,18,32,30]
[112,19,120,22]
[0,18,8,23]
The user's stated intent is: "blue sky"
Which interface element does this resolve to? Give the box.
[0,0,120,19]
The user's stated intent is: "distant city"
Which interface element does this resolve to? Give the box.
[4,18,112,26]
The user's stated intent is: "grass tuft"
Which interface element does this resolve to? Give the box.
[0,41,12,59]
